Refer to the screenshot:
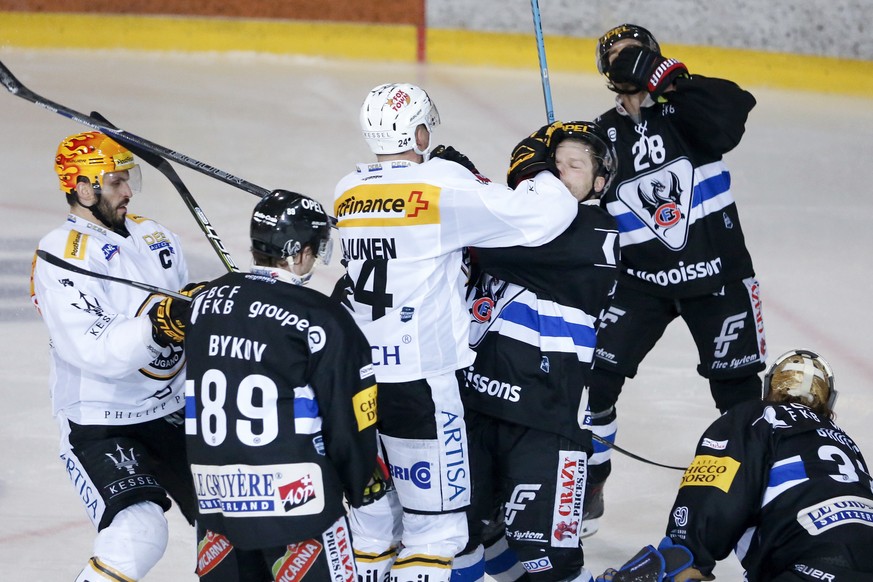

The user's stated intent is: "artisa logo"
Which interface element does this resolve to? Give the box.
[335,184,440,227]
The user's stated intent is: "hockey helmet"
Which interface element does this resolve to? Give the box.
[250,189,334,265]
[55,132,140,194]
[550,121,618,193]
[763,349,837,411]
[596,23,661,75]
[360,82,440,155]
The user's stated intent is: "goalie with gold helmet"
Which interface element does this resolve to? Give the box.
[597,349,873,581]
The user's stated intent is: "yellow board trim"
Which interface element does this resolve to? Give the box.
[1,12,871,97]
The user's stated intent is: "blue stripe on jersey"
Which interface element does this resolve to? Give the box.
[692,170,731,207]
[294,395,320,420]
[612,169,731,235]
[769,458,807,487]
[500,301,597,350]
[762,455,808,506]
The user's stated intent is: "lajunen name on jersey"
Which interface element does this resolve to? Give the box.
[208,334,267,362]
[626,257,722,287]
[341,237,397,260]
[334,183,440,227]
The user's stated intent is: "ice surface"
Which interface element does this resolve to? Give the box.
[1,48,871,580]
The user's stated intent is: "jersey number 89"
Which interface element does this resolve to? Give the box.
[188,369,279,447]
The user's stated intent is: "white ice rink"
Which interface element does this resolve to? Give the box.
[1,48,872,580]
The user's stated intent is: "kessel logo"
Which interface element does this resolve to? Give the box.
[616,157,694,250]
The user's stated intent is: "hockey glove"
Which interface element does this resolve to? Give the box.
[431,145,491,182]
[148,282,207,347]
[361,455,394,506]
[607,45,688,98]
[506,121,564,188]
[595,537,696,582]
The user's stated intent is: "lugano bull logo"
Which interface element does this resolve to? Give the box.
[638,171,683,229]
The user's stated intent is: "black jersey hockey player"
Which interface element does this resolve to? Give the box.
[464,121,620,582]
[184,190,379,581]
[597,350,873,581]
[585,24,766,534]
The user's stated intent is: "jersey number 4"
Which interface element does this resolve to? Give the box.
[352,259,393,319]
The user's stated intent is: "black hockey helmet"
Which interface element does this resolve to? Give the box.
[550,120,618,193]
[250,189,334,264]
[596,23,661,75]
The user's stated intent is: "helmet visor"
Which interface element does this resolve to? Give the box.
[99,165,142,195]
[317,231,333,266]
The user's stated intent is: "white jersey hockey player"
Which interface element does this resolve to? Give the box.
[30,132,199,581]
[333,83,579,582]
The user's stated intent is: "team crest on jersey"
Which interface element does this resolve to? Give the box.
[472,297,494,322]
[101,244,119,261]
[616,157,694,250]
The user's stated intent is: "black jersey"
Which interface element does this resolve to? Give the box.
[184,270,378,550]
[667,399,873,580]
[597,75,757,299]
[464,204,619,445]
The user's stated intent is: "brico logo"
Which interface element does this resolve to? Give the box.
[680,455,740,492]
[334,183,440,227]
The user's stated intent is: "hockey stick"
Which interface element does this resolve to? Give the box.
[90,110,239,273]
[528,10,685,473]
[0,59,270,198]
[36,250,192,301]
[530,0,555,123]
[593,435,686,471]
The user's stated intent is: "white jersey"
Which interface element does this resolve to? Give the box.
[333,158,578,382]
[31,213,189,425]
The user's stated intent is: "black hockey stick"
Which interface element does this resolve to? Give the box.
[90,110,239,273]
[36,250,192,301]
[593,435,686,471]
[0,59,270,198]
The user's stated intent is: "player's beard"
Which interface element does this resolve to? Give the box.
[95,194,128,231]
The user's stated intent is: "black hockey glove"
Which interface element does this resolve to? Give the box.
[361,455,394,506]
[607,45,688,98]
[596,537,700,582]
[506,121,564,188]
[148,282,206,347]
[431,145,491,182]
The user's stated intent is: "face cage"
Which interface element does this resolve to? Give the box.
[596,28,659,75]
[763,349,837,410]
[94,165,142,195]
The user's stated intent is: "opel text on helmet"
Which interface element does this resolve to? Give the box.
[251,189,334,266]
[595,23,660,75]
[359,83,441,156]
[55,132,141,194]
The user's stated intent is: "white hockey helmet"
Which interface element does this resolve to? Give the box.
[763,349,837,411]
[359,83,440,155]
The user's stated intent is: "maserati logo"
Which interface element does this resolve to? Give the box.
[106,444,139,475]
